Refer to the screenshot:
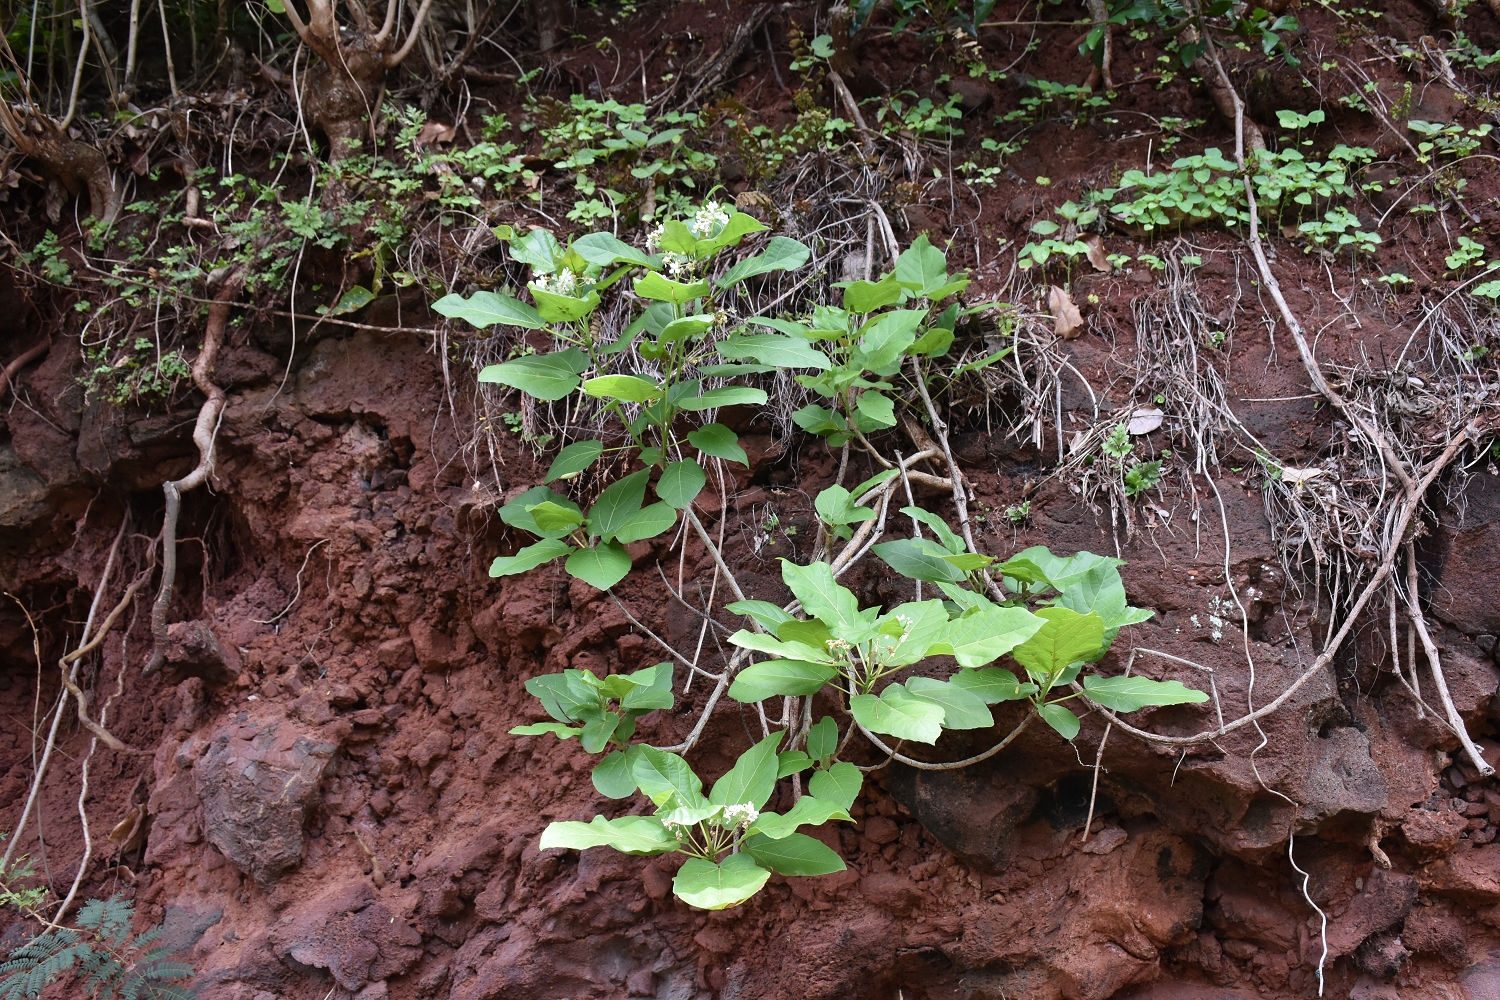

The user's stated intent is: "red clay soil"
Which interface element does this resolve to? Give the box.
[4,1,1500,998]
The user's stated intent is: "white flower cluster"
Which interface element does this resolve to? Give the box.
[643,223,696,278]
[721,803,759,829]
[826,637,851,655]
[690,200,730,239]
[529,269,577,296]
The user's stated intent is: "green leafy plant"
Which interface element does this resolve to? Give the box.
[0,846,194,1000]
[434,201,809,591]
[535,733,856,909]
[0,897,193,1000]
[78,338,193,406]
[732,549,1203,745]
[1445,236,1490,274]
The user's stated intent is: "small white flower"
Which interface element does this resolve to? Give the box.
[691,200,730,239]
[529,269,578,296]
[660,250,692,277]
[722,803,759,828]
[645,223,665,251]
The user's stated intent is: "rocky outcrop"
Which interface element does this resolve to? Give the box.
[194,708,339,885]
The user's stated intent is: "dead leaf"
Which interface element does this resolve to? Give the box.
[1126,407,1164,435]
[108,804,149,854]
[1049,285,1084,340]
[414,121,456,150]
[129,148,151,176]
[1280,466,1325,486]
[1081,233,1110,272]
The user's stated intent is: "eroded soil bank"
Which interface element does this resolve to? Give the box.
[4,0,1500,998]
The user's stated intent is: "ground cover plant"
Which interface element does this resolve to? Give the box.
[434,205,1208,906]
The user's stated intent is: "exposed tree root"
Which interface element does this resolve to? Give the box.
[145,269,244,676]
[0,339,51,402]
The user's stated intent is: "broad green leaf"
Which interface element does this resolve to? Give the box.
[678,386,769,410]
[942,552,994,572]
[621,662,675,711]
[635,271,709,304]
[718,333,832,370]
[815,485,872,526]
[672,854,770,910]
[509,722,581,739]
[882,599,954,666]
[844,275,902,313]
[1016,547,1124,593]
[806,716,839,764]
[808,761,862,811]
[433,290,544,330]
[1039,703,1081,740]
[726,599,794,632]
[776,618,834,648]
[780,560,860,628]
[855,391,897,429]
[687,423,748,465]
[694,211,769,255]
[1082,674,1210,712]
[777,751,814,777]
[746,831,846,875]
[931,605,1046,667]
[546,440,605,482]
[853,308,925,373]
[894,233,951,296]
[697,362,777,377]
[583,374,664,403]
[509,228,563,270]
[565,541,633,590]
[659,803,725,828]
[873,538,966,583]
[611,501,678,544]
[587,470,649,539]
[718,236,812,287]
[935,581,993,611]
[658,220,699,255]
[527,500,586,533]
[849,468,900,503]
[659,314,716,342]
[791,404,849,440]
[910,326,954,356]
[500,485,581,538]
[728,659,838,701]
[750,796,851,839]
[1049,562,1153,652]
[851,684,946,744]
[899,507,965,554]
[531,286,600,322]
[905,676,995,730]
[490,538,573,577]
[949,667,1036,703]
[580,711,621,752]
[572,232,660,268]
[592,749,639,798]
[540,814,676,855]
[657,459,706,509]
[998,556,1053,590]
[632,746,706,808]
[729,630,831,662]
[710,732,783,809]
[1010,607,1107,684]
[524,672,597,723]
[478,348,589,401]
